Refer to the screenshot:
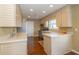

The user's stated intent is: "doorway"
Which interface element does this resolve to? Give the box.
[26,21,34,37]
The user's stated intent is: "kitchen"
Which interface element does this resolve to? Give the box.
[25,4,79,55]
[0,4,79,55]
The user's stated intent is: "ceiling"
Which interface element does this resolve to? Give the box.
[20,4,66,20]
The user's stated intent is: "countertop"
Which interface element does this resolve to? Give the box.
[42,31,72,37]
[0,32,27,43]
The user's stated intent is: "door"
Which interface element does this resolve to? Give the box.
[26,21,34,37]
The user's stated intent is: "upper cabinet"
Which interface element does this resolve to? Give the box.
[16,5,22,27]
[56,6,72,27]
[0,4,22,27]
[56,9,62,27]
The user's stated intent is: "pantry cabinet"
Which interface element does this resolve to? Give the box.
[56,6,72,27]
[0,4,22,27]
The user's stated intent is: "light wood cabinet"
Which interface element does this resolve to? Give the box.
[0,4,22,27]
[62,6,72,27]
[56,10,62,27]
[56,6,72,27]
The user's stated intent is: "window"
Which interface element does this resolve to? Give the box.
[49,19,58,29]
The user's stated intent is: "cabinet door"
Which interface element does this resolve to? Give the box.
[0,41,27,55]
[16,5,22,27]
[52,35,71,55]
[56,10,62,27]
[43,36,51,55]
[0,4,16,27]
[61,6,72,27]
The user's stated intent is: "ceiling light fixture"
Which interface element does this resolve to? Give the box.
[30,9,34,12]
[42,11,46,13]
[49,5,54,7]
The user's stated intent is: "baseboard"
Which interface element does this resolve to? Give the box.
[71,49,79,54]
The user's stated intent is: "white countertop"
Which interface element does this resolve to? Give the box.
[42,32,72,37]
[0,32,27,44]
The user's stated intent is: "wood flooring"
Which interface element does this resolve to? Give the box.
[27,37,47,55]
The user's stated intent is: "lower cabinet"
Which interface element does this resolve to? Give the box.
[43,36,51,55]
[43,34,71,55]
[0,41,27,55]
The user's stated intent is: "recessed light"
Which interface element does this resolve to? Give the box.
[28,16,30,18]
[30,9,34,11]
[49,5,54,7]
[42,11,46,13]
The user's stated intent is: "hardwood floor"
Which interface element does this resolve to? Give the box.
[27,37,47,55]
[27,37,78,55]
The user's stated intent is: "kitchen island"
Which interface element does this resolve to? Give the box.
[0,32,27,55]
[43,32,72,55]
